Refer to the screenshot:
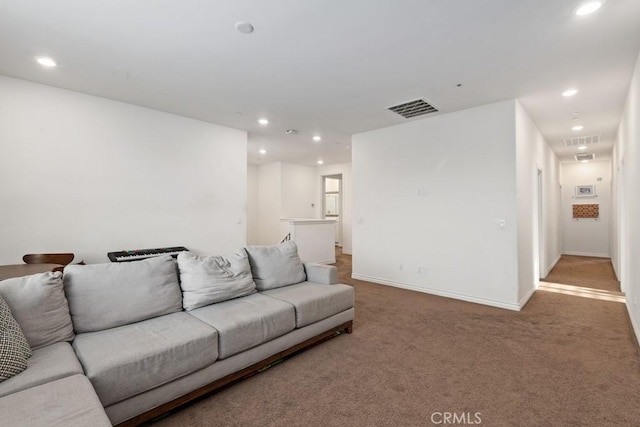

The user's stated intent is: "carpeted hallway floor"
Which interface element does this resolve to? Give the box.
[153,250,640,427]
[542,255,621,292]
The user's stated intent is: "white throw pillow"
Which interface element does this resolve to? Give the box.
[177,250,257,311]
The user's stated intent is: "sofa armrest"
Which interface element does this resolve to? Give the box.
[303,263,338,285]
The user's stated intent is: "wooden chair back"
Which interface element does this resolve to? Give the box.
[23,253,75,266]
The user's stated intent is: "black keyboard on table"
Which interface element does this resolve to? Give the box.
[107,246,189,262]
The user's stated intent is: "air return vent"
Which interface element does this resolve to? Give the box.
[387,98,438,118]
[564,135,600,148]
[575,153,595,161]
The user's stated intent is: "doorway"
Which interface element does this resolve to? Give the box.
[322,174,342,246]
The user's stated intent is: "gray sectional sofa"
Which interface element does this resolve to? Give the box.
[0,241,354,426]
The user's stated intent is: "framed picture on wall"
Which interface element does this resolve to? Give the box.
[575,185,596,197]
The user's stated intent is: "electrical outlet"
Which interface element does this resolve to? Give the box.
[399,264,404,271]
[418,266,428,275]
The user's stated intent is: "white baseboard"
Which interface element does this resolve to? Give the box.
[544,254,562,278]
[612,260,620,282]
[351,273,522,311]
[518,286,536,310]
[626,299,640,347]
[562,251,611,258]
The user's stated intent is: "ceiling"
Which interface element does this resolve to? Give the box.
[1,0,639,166]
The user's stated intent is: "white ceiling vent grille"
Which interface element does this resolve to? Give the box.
[564,135,600,148]
[575,153,596,161]
[387,98,438,118]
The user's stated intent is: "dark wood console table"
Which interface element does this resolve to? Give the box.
[0,264,63,281]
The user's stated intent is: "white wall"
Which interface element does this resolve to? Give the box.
[317,163,353,255]
[611,144,620,279]
[515,103,537,304]
[542,145,562,277]
[612,49,640,342]
[256,162,285,245]
[515,101,562,303]
[0,76,247,264]
[561,160,611,258]
[281,163,317,219]
[246,164,260,245]
[252,161,317,245]
[353,101,521,310]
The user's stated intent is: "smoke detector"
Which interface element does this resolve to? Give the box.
[284,129,298,134]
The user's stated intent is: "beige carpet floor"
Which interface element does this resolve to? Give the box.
[542,255,621,292]
[152,250,640,427]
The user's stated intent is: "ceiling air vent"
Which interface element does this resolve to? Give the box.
[387,98,438,119]
[564,135,600,148]
[575,153,595,162]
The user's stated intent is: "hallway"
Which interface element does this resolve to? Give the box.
[542,255,621,292]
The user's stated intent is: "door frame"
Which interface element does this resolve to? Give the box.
[322,174,342,246]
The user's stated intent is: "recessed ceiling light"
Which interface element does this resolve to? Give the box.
[572,125,584,131]
[578,146,588,151]
[562,89,578,97]
[576,1,602,16]
[317,160,324,165]
[581,160,589,163]
[259,149,267,154]
[235,21,254,34]
[312,135,322,142]
[257,118,269,125]
[35,56,57,68]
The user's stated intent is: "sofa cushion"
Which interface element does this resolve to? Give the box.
[63,255,183,333]
[177,250,256,311]
[244,241,306,290]
[0,342,83,398]
[189,293,296,359]
[261,282,355,328]
[73,312,218,407]
[0,272,74,350]
[0,374,111,427]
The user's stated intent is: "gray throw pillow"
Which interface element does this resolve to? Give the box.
[63,255,183,333]
[0,272,75,350]
[177,250,257,311]
[0,294,31,382]
[244,241,306,291]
